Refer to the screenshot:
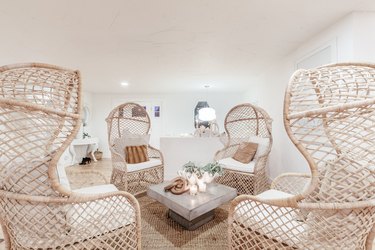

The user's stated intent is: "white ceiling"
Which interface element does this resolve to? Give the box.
[1,0,375,93]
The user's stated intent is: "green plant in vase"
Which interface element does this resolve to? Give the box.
[181,161,202,178]
[201,162,224,183]
[179,161,202,186]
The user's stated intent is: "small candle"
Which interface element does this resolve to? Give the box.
[198,182,206,192]
[190,185,198,195]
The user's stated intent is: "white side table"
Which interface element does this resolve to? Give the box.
[69,137,99,165]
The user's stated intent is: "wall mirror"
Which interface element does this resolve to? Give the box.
[82,106,90,127]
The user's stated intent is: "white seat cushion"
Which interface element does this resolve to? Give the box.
[256,189,294,199]
[56,162,71,190]
[73,184,118,194]
[218,157,255,173]
[67,184,135,238]
[128,158,162,172]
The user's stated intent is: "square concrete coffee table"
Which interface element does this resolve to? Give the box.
[147,182,237,230]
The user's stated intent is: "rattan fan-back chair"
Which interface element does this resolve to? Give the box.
[106,102,164,195]
[0,63,141,249]
[229,63,375,249]
[214,103,273,195]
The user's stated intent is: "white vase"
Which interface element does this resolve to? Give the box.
[188,173,198,186]
[203,172,216,183]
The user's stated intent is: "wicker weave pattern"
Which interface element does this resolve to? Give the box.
[214,103,273,195]
[229,63,375,249]
[0,63,141,249]
[0,65,79,196]
[0,192,140,250]
[106,103,164,195]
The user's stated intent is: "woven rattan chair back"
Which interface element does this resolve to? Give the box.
[228,64,375,250]
[285,63,375,203]
[106,103,150,147]
[0,64,142,250]
[0,63,81,197]
[215,103,273,194]
[106,102,163,194]
[224,104,272,146]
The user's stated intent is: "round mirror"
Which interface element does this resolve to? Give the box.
[82,106,90,126]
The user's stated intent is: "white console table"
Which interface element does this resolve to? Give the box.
[69,137,99,165]
[160,136,222,180]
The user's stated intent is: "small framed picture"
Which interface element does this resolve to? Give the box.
[154,106,160,117]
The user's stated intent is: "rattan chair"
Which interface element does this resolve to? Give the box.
[229,63,375,249]
[106,102,164,195]
[214,103,273,195]
[0,63,141,249]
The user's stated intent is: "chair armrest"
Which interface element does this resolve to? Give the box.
[0,190,141,249]
[214,144,240,161]
[147,145,164,163]
[271,173,311,195]
[229,193,375,249]
[109,147,127,172]
[228,193,302,248]
[110,147,125,162]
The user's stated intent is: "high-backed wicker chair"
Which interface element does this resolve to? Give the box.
[0,63,141,249]
[106,103,164,195]
[214,103,273,195]
[229,63,375,249]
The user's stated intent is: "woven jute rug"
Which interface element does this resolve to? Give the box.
[139,194,229,249]
[66,165,229,249]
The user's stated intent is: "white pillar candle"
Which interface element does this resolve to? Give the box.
[198,182,206,192]
[189,184,198,195]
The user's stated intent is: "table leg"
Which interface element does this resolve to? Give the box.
[168,209,215,230]
[88,143,98,162]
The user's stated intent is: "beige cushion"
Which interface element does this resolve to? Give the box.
[232,142,258,163]
[125,145,149,164]
[127,158,162,172]
[218,157,255,173]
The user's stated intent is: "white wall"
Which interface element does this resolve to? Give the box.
[252,12,375,179]
[251,13,361,179]
[352,12,375,62]
[90,92,246,158]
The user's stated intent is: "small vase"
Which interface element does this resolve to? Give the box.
[203,172,216,183]
[188,173,198,186]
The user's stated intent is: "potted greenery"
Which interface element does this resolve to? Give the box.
[179,161,202,185]
[201,162,224,183]
[179,161,224,185]
[181,161,201,176]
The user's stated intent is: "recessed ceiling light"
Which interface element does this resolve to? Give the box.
[203,84,211,88]
[121,82,129,86]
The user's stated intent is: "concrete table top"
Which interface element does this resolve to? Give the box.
[147,182,237,221]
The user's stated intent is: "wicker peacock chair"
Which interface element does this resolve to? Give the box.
[214,103,273,195]
[0,63,141,249]
[106,102,164,195]
[229,63,375,249]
